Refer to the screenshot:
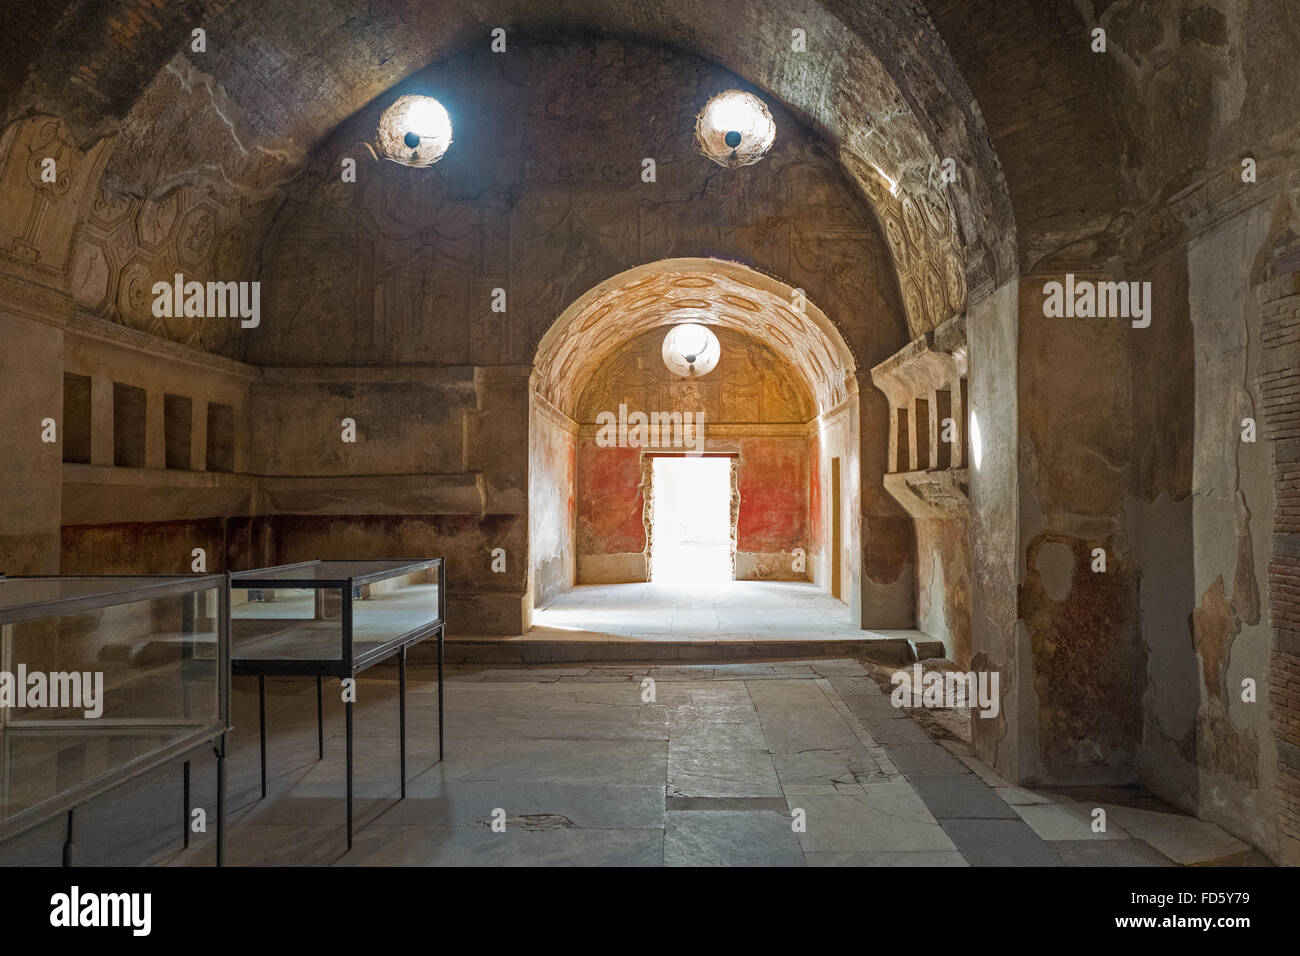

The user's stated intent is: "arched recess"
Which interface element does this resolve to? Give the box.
[533,258,856,417]
[527,256,871,630]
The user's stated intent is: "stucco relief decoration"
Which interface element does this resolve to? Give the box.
[0,117,96,275]
[836,148,968,337]
[69,238,110,310]
[535,268,851,417]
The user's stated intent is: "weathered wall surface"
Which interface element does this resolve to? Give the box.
[967,280,1021,778]
[529,394,576,608]
[1016,273,1144,785]
[61,517,255,575]
[1138,200,1278,853]
[248,375,475,477]
[0,309,63,573]
[1128,240,1200,812]
[915,517,972,666]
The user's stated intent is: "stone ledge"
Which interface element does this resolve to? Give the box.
[883,468,970,519]
[62,465,488,523]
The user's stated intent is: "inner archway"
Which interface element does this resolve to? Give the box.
[527,257,871,640]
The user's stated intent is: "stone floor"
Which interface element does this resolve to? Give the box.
[451,581,934,664]
[534,581,880,640]
[158,658,1259,867]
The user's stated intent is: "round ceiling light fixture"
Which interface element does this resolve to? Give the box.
[376,94,453,167]
[695,90,776,168]
[662,322,721,378]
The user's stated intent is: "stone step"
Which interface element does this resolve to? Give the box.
[908,636,948,661]
[434,637,915,667]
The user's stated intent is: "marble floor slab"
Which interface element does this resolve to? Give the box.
[144,659,1254,868]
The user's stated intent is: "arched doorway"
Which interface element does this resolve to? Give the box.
[526,257,868,638]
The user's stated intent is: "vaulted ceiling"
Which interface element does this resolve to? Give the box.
[4,0,1293,328]
[533,259,857,417]
[2,0,1020,298]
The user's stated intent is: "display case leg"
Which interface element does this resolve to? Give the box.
[316,675,324,760]
[345,697,354,850]
[61,808,75,867]
[437,626,444,762]
[182,760,191,849]
[399,646,407,799]
[215,737,227,868]
[258,675,267,799]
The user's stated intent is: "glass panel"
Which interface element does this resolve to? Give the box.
[230,586,344,662]
[0,585,221,823]
[0,577,199,613]
[235,560,418,583]
[350,568,441,655]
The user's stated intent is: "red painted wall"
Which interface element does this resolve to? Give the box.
[577,437,809,559]
[737,438,808,553]
[576,439,645,555]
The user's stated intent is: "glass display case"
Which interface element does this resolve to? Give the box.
[0,574,230,865]
[229,559,444,849]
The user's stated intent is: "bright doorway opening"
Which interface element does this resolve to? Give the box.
[650,456,733,583]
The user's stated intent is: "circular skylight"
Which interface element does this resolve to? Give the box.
[695,90,776,168]
[376,94,453,167]
[662,323,721,377]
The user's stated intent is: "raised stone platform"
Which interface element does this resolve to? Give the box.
[436,581,946,666]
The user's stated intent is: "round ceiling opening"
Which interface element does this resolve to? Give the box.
[695,90,776,168]
[376,94,453,167]
[662,322,721,377]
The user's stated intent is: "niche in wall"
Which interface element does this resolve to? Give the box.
[112,383,147,468]
[895,408,910,472]
[62,373,91,464]
[206,402,234,473]
[164,394,192,470]
[935,388,953,470]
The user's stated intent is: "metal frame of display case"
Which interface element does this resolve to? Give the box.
[0,573,231,867]
[228,558,445,850]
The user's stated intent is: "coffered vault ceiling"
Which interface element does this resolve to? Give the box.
[532,259,857,418]
[1,0,1018,319]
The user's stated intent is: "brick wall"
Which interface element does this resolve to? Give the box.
[1259,278,1300,849]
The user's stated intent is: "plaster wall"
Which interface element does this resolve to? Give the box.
[0,310,63,573]
[1016,272,1143,786]
[1138,201,1278,852]
[915,517,972,667]
[529,393,576,608]
[967,280,1021,778]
